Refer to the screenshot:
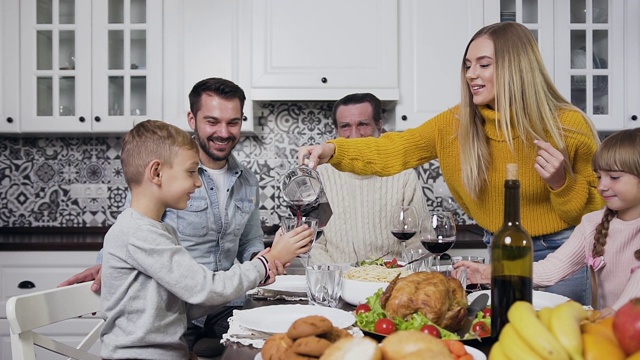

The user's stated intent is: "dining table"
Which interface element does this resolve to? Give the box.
[219,267,494,360]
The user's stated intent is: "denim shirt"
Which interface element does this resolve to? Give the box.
[162,154,265,272]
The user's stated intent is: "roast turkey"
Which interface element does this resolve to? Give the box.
[380,271,468,331]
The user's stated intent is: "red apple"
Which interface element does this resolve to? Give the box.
[613,297,640,355]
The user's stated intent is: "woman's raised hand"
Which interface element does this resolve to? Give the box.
[534,139,567,190]
[297,143,336,169]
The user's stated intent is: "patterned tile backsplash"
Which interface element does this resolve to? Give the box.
[0,102,473,228]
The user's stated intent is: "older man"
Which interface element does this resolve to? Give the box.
[310,93,429,264]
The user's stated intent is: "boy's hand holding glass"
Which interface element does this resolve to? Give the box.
[264,223,314,267]
[281,216,319,266]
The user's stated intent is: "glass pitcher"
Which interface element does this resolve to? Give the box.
[280,164,324,215]
[279,164,332,231]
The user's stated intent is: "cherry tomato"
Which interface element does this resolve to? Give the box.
[355,304,371,315]
[420,324,441,338]
[374,318,397,335]
[472,321,491,337]
[481,307,492,318]
[385,258,398,268]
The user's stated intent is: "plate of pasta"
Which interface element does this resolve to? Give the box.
[341,265,408,306]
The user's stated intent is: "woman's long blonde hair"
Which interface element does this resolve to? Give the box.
[458,22,599,198]
[592,128,640,261]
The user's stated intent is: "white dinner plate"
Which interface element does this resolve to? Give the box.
[465,345,488,360]
[259,275,307,293]
[467,290,571,310]
[234,304,355,334]
[254,344,486,360]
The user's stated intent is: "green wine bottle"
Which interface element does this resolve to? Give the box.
[491,164,533,338]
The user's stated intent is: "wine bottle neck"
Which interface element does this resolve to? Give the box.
[503,180,521,224]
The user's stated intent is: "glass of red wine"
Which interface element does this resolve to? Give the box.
[420,211,456,269]
[390,206,419,262]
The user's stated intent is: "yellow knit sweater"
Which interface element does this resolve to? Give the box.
[328,105,604,236]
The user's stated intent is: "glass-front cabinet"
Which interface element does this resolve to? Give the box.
[554,0,623,130]
[484,0,631,130]
[19,0,161,133]
[483,0,555,77]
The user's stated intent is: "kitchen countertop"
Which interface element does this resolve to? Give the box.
[0,225,486,251]
[0,227,108,251]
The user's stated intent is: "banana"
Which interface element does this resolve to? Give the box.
[507,301,570,360]
[499,323,544,360]
[489,341,509,360]
[549,301,588,360]
[538,306,554,329]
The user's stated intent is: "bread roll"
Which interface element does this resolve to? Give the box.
[380,330,453,360]
[291,336,333,357]
[318,327,352,343]
[287,315,334,340]
[261,333,294,360]
[320,337,381,360]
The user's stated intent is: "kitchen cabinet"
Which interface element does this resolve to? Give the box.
[239,0,399,101]
[166,0,256,134]
[553,0,639,130]
[0,251,101,359]
[10,0,162,133]
[482,0,556,75]
[0,0,19,133]
[393,0,484,130]
[483,0,639,131]
[394,0,638,132]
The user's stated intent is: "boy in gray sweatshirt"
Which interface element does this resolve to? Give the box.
[100,120,313,359]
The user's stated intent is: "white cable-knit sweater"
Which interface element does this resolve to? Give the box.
[533,208,640,310]
[309,164,429,265]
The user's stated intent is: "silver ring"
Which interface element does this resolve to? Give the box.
[542,162,548,169]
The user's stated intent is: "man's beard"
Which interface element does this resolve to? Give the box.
[194,127,238,162]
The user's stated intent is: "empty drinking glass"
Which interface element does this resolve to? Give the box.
[407,248,428,272]
[305,264,343,307]
[430,264,467,289]
[451,255,487,292]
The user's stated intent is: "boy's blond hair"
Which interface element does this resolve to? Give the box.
[121,120,198,187]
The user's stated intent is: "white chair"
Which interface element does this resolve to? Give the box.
[6,281,104,360]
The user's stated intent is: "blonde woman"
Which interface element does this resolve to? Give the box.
[297,22,604,304]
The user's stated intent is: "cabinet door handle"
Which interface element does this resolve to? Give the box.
[321,77,328,84]
[94,116,101,122]
[6,117,13,123]
[401,115,408,121]
[18,280,35,289]
[242,115,248,122]
[632,115,638,121]
[79,116,86,123]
